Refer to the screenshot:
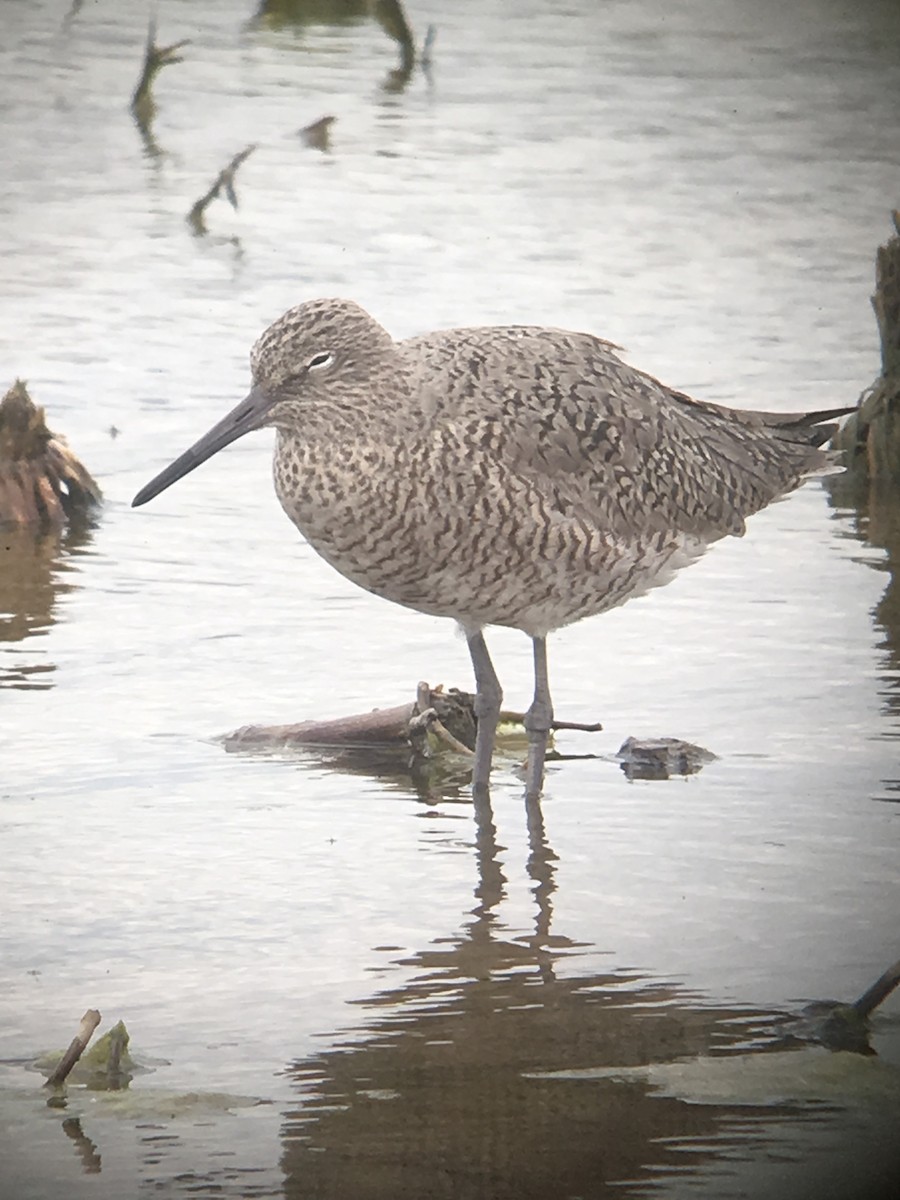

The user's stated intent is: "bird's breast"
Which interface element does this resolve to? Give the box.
[270,430,708,636]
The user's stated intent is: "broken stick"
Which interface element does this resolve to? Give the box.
[44,1009,101,1088]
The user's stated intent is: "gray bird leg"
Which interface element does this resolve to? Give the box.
[524,635,553,799]
[466,630,503,796]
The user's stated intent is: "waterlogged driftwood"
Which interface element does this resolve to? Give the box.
[44,1009,101,1088]
[0,380,102,529]
[229,699,419,748]
[187,145,257,235]
[835,215,900,481]
[225,684,477,752]
[224,683,604,757]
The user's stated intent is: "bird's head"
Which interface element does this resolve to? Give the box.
[132,298,395,508]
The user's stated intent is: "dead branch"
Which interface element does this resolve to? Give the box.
[852,956,900,1018]
[44,1009,101,1088]
[187,145,257,234]
[226,699,418,748]
[131,17,189,128]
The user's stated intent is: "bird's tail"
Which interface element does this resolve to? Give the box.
[765,405,856,449]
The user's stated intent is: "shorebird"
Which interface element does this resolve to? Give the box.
[133,299,849,798]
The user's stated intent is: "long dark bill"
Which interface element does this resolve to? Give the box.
[132,385,274,507]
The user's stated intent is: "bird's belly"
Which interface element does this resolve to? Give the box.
[275,461,706,637]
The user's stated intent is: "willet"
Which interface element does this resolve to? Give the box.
[133,299,850,798]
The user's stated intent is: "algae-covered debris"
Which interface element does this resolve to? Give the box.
[0,380,101,530]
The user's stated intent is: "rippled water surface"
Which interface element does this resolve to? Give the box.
[2,0,900,1196]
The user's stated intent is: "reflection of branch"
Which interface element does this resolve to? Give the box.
[471,789,506,920]
[371,0,417,92]
[44,1010,101,1088]
[62,1118,102,1174]
[371,0,414,68]
[187,145,257,235]
[130,18,189,138]
[62,0,84,31]
[524,792,558,964]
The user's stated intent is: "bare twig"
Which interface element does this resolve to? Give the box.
[187,145,257,234]
[409,708,474,756]
[500,710,603,734]
[131,18,189,124]
[44,1010,101,1088]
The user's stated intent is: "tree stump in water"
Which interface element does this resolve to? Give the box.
[0,380,102,529]
[835,215,900,481]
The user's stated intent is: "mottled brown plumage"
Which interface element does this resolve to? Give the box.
[133,298,850,797]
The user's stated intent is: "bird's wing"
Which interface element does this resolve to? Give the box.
[402,326,819,543]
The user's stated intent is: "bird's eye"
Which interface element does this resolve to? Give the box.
[306,351,334,371]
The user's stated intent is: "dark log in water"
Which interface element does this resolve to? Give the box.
[836,216,900,480]
[0,380,102,529]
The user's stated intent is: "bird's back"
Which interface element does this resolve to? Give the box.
[400,324,843,543]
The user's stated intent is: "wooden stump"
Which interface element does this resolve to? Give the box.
[0,380,101,529]
[835,216,900,482]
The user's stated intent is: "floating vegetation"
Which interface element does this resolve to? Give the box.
[0,380,102,531]
[187,145,258,235]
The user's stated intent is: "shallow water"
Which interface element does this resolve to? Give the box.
[2,0,900,1196]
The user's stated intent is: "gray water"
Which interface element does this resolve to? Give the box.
[2,0,900,1196]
